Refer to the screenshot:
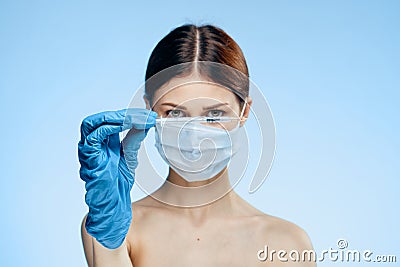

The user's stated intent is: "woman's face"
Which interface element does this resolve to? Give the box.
[145,75,249,128]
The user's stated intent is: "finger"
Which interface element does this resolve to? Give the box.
[86,124,124,146]
[80,110,125,142]
[121,127,149,152]
[80,108,157,141]
[108,132,121,151]
[123,108,157,130]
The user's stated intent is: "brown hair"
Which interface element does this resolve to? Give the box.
[144,24,249,105]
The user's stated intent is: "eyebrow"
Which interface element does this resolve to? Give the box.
[203,102,229,110]
[160,102,229,110]
[160,102,187,110]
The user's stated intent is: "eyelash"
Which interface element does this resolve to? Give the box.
[207,110,225,117]
[166,109,185,117]
[165,109,226,117]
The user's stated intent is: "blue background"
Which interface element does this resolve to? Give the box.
[0,0,398,266]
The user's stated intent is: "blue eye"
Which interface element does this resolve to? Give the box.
[167,109,185,117]
[207,110,225,117]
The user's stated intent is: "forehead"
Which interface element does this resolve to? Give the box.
[152,75,239,107]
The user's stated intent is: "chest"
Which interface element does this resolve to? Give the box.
[131,219,267,267]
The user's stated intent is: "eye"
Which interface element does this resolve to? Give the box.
[166,109,185,118]
[207,110,225,117]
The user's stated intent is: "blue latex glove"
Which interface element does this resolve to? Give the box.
[78,108,157,249]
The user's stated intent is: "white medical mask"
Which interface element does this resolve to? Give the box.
[154,120,241,182]
[154,102,246,183]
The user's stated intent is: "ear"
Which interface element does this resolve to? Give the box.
[240,96,252,127]
[143,95,151,110]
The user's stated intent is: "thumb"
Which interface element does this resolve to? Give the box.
[121,127,150,153]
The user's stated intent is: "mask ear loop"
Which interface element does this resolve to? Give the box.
[238,97,248,124]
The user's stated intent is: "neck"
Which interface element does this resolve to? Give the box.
[151,167,238,212]
[166,167,225,187]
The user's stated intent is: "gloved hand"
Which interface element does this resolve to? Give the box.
[78,108,157,249]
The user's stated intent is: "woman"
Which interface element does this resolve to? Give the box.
[78,24,315,266]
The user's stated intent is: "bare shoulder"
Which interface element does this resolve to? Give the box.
[248,214,316,266]
[254,213,314,251]
[234,196,313,250]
